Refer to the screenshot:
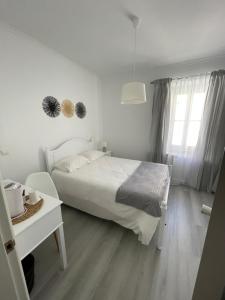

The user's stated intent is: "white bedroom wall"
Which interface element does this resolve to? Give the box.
[102,55,225,161]
[102,71,154,161]
[0,22,102,182]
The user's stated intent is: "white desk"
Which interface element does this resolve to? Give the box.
[13,190,67,270]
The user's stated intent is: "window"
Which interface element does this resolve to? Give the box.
[171,94,187,146]
[167,76,209,155]
[186,93,205,147]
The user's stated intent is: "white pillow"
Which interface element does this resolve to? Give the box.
[54,155,89,173]
[81,150,105,162]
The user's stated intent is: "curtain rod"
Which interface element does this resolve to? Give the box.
[150,71,211,84]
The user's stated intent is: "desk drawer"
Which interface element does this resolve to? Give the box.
[15,206,62,260]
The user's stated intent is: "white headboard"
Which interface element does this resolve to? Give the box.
[45,137,94,173]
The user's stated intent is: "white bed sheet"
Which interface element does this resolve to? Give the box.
[52,156,161,245]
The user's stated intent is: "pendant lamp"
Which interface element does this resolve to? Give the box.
[121,15,146,104]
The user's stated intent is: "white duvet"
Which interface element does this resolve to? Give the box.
[52,155,161,245]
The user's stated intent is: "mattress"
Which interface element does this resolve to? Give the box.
[52,155,169,245]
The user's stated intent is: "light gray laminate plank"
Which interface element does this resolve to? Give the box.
[33,219,114,300]
[31,186,213,300]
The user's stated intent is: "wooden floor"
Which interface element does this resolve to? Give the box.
[31,186,213,300]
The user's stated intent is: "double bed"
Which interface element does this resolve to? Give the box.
[45,137,171,247]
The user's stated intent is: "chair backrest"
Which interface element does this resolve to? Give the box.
[25,172,59,199]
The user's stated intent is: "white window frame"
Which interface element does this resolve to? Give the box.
[167,77,209,156]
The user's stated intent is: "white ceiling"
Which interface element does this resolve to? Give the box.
[0,0,225,76]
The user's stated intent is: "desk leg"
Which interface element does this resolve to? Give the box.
[53,232,59,252]
[55,225,67,270]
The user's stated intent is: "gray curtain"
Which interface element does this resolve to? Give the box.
[199,70,225,192]
[150,78,172,163]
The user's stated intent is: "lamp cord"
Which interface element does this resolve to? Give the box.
[132,25,137,81]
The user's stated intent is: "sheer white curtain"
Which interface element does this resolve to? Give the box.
[167,74,210,187]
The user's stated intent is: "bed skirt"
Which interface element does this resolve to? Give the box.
[58,192,166,246]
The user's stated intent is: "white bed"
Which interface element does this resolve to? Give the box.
[45,137,171,247]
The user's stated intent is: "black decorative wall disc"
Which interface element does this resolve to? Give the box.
[42,96,61,118]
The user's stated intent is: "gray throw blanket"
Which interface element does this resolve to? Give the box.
[116,162,170,217]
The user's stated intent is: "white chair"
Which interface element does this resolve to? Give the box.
[25,172,59,199]
[25,172,60,250]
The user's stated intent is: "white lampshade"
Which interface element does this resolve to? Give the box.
[121,82,146,104]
